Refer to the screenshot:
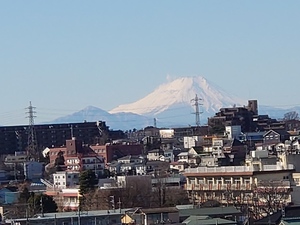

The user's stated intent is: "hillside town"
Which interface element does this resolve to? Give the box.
[1,99,300,225]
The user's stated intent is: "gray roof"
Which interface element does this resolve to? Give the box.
[10,208,133,222]
[183,216,237,225]
[179,206,241,217]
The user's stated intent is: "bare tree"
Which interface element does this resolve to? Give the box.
[284,111,299,121]
[251,180,291,220]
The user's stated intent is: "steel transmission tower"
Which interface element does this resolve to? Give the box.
[26,101,38,161]
[191,94,203,127]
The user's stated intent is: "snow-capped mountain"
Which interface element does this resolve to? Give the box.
[109,76,247,126]
[49,76,299,130]
[110,76,246,115]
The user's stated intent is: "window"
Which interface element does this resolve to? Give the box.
[216,177,222,184]
[224,178,231,184]
[207,178,213,184]
[234,178,241,184]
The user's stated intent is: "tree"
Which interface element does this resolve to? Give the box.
[79,169,98,195]
[54,150,65,171]
[251,180,291,220]
[210,124,225,135]
[18,186,30,203]
[28,193,57,216]
[283,111,299,121]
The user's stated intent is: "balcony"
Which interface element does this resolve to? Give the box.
[185,183,252,191]
[185,166,254,174]
[184,164,295,175]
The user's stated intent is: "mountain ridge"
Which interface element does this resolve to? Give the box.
[110,76,246,116]
[48,76,300,130]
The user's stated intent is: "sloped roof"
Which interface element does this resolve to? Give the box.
[179,206,241,217]
[183,216,237,225]
[223,139,243,148]
[264,129,290,137]
[254,210,281,225]
[141,207,178,214]
[148,149,163,153]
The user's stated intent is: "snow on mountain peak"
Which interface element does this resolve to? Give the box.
[109,76,246,116]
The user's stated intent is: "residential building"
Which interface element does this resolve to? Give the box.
[183,136,202,149]
[48,138,105,175]
[121,207,180,225]
[52,171,79,189]
[147,149,163,161]
[170,161,189,172]
[4,208,129,225]
[225,125,242,139]
[184,161,294,208]
[92,142,143,164]
[0,121,110,155]
[23,161,43,182]
[0,187,18,204]
[263,130,291,147]
[208,101,256,133]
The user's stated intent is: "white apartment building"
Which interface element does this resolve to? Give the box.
[66,155,105,175]
[53,171,79,189]
[184,164,294,207]
[184,136,202,149]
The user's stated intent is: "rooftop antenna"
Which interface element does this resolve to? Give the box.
[191,94,203,127]
[70,124,74,139]
[26,101,38,161]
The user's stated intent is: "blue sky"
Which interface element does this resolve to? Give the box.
[0,1,300,125]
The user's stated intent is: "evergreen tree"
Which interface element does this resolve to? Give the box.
[79,169,97,195]
[28,193,57,215]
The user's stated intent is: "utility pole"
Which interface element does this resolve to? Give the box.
[40,195,44,217]
[78,202,81,225]
[118,197,122,213]
[109,195,115,212]
[191,94,203,127]
[26,101,38,161]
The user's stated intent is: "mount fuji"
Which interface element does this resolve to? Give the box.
[110,76,246,115]
[109,76,247,127]
[50,76,299,130]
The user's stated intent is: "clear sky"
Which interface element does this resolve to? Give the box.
[0,1,300,125]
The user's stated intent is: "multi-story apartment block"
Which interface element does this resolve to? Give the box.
[0,121,110,155]
[208,103,256,133]
[184,162,294,211]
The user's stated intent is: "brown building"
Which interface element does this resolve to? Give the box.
[92,142,144,165]
[49,138,144,170]
[0,121,110,155]
[48,138,105,174]
[208,101,256,133]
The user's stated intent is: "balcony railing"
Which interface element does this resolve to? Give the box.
[185,164,295,174]
[185,183,252,191]
[185,166,254,174]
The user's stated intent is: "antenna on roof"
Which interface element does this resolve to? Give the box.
[71,125,74,138]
